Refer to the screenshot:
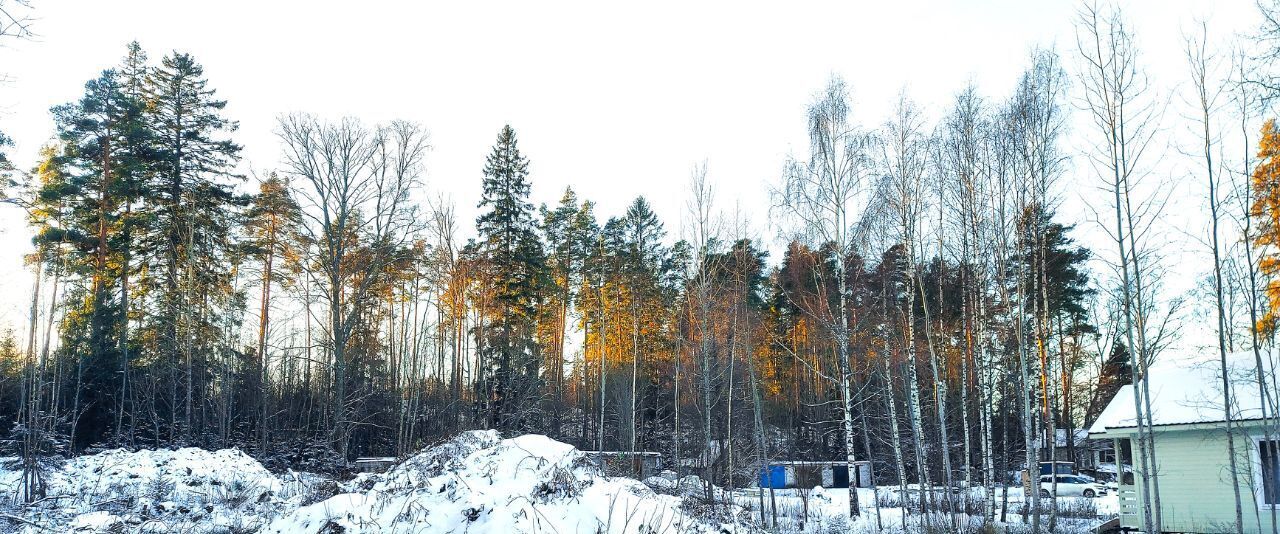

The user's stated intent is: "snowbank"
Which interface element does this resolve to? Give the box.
[0,433,736,533]
[0,435,1119,533]
[0,447,311,533]
[262,431,721,533]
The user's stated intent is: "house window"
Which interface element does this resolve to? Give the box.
[1261,440,1280,505]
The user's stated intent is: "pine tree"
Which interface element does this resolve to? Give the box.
[243,172,301,454]
[9,147,75,502]
[475,125,546,431]
[44,53,151,448]
[540,188,591,436]
[574,202,611,447]
[1016,205,1093,327]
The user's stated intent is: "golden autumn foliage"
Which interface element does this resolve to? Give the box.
[1252,119,1280,335]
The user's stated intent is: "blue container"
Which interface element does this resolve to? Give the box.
[760,465,788,488]
[1039,461,1073,476]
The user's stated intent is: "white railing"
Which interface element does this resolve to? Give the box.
[1119,487,1140,519]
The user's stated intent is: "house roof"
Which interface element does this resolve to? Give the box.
[1088,350,1270,435]
[1054,428,1092,447]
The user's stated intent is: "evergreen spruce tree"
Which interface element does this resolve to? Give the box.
[475,125,546,431]
[615,197,669,452]
[113,41,150,445]
[140,50,244,443]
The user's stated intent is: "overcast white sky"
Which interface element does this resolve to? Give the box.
[0,0,1264,353]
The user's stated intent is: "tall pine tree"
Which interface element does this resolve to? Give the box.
[44,51,151,448]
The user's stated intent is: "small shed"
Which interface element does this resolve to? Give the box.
[353,456,397,473]
[582,451,664,478]
[1038,461,1074,476]
[759,460,873,489]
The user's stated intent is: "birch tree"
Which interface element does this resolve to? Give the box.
[877,90,936,513]
[774,75,875,519]
[1076,3,1163,530]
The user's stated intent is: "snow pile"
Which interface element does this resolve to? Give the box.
[342,428,501,495]
[0,433,740,533]
[262,431,726,533]
[0,447,316,533]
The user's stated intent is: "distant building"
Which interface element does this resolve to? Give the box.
[758,460,873,489]
[1054,429,1104,466]
[353,457,397,473]
[1050,428,1116,480]
[1090,352,1276,533]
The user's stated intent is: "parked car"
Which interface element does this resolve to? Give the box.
[1039,474,1109,498]
[1077,472,1119,492]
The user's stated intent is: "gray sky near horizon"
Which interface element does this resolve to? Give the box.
[0,0,1263,360]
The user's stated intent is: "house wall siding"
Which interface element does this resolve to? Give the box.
[1122,426,1273,533]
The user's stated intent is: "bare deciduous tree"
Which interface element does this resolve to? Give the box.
[277,114,428,456]
[1076,3,1166,531]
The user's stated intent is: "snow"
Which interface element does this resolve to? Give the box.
[0,433,1117,533]
[1089,350,1270,434]
[0,431,731,533]
[0,446,303,532]
[70,510,116,530]
[261,431,723,533]
[724,485,1113,533]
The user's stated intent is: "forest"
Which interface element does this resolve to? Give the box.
[6,1,1280,533]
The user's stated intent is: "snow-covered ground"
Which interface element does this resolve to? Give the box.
[0,435,1116,533]
[0,446,327,532]
[719,484,1115,533]
[262,431,728,533]
[0,432,738,533]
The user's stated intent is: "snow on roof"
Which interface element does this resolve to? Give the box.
[1054,428,1092,446]
[1088,350,1270,435]
[767,460,871,466]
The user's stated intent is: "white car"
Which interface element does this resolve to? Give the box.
[1039,474,1109,498]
